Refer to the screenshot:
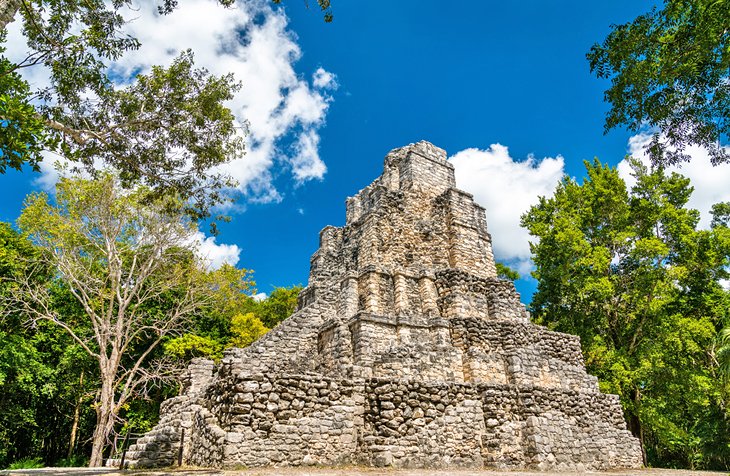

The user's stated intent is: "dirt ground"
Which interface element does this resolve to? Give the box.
[2,467,728,476]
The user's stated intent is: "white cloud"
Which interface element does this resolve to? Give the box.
[619,131,730,229]
[191,231,241,270]
[6,0,335,202]
[290,128,327,183]
[312,67,338,89]
[33,151,70,192]
[448,145,564,271]
[252,292,267,301]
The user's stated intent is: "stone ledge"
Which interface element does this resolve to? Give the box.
[346,312,450,330]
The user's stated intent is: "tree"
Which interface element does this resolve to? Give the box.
[164,276,299,361]
[521,159,730,469]
[2,173,213,466]
[1,0,244,221]
[1,0,331,217]
[228,312,268,347]
[719,327,730,382]
[588,0,730,167]
[495,262,520,282]
[256,285,302,328]
[0,222,98,468]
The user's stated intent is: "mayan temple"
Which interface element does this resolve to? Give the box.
[114,141,643,471]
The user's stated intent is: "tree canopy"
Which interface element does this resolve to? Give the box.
[521,160,730,469]
[588,0,730,166]
[1,0,246,218]
[0,0,332,220]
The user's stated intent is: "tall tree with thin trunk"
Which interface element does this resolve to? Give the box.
[4,173,210,466]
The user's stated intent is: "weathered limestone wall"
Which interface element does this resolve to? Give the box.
[114,141,643,471]
[450,318,598,391]
[359,379,641,470]
[361,379,487,468]
[480,385,642,470]
[197,373,363,467]
[222,301,325,376]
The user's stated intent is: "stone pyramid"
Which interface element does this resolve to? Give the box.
[115,141,643,471]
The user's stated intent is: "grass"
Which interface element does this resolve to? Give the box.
[7,456,44,469]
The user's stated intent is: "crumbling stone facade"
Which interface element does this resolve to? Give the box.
[111,141,643,471]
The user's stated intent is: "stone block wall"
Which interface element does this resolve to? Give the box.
[450,318,598,392]
[360,379,486,468]
[436,270,528,320]
[221,302,325,377]
[108,359,216,469]
[194,373,363,467]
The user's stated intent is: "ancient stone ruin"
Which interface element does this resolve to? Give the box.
[113,141,643,470]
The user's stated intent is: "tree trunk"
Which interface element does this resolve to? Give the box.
[68,370,85,459]
[628,388,648,466]
[88,377,116,467]
[0,0,21,32]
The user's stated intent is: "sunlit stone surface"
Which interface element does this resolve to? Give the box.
[111,142,642,471]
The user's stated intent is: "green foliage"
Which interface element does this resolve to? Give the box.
[201,263,257,325]
[1,0,246,221]
[588,0,730,166]
[718,327,730,383]
[522,159,730,470]
[712,202,730,229]
[0,223,97,468]
[164,333,225,361]
[495,262,520,281]
[0,33,49,173]
[229,312,269,348]
[7,457,44,469]
[1,0,332,219]
[55,50,245,220]
[9,173,218,466]
[1,0,140,170]
[256,285,302,328]
[165,274,300,359]
[56,455,89,467]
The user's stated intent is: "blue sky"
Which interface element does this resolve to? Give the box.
[4,0,730,302]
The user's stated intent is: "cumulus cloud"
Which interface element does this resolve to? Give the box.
[448,145,565,273]
[6,0,335,202]
[312,67,338,89]
[191,231,241,270]
[252,292,268,302]
[619,131,730,229]
[290,129,327,183]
